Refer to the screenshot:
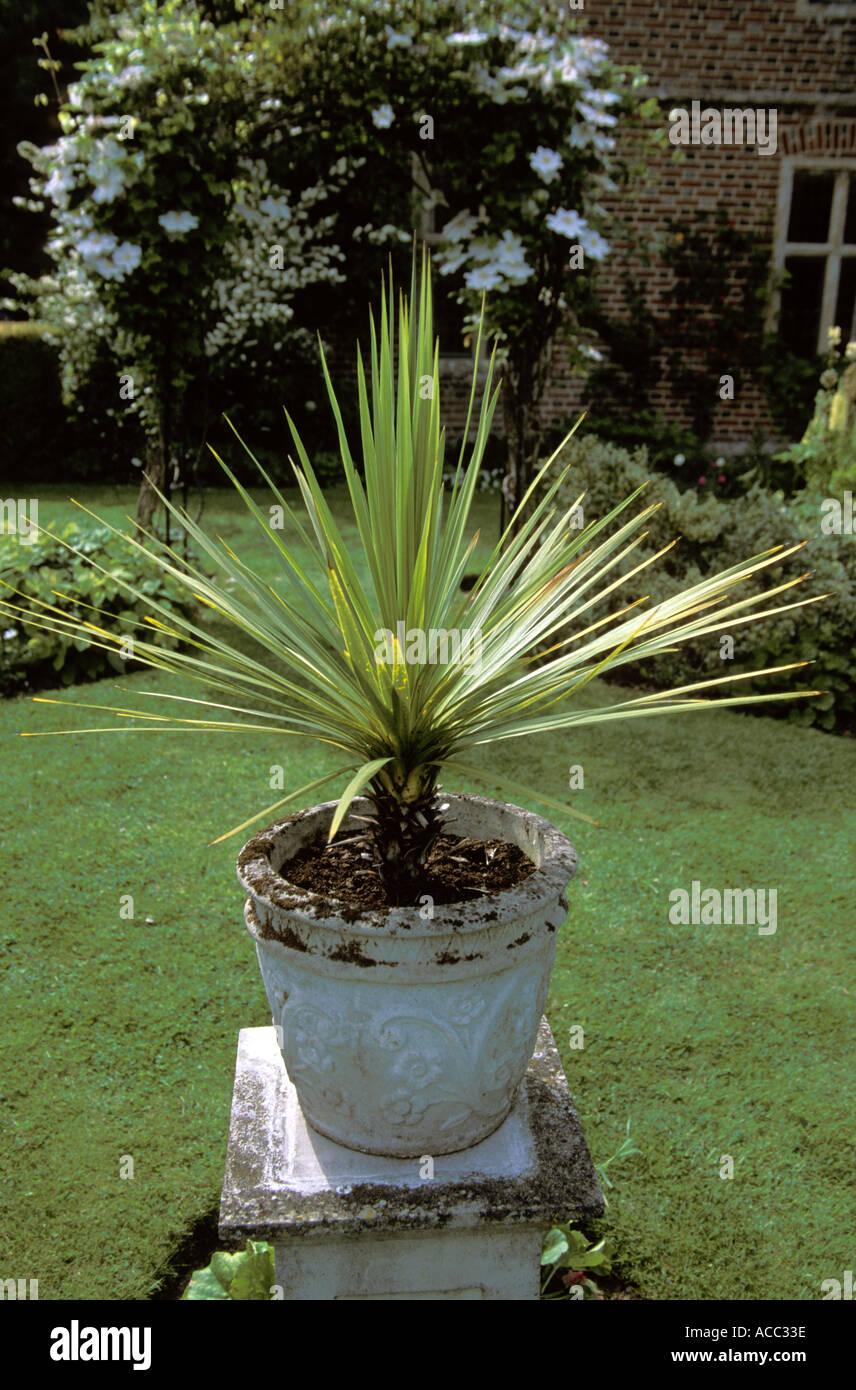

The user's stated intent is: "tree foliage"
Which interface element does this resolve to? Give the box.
[5,0,350,528]
[7,0,660,527]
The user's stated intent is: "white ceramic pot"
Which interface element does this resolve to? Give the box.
[237,793,577,1157]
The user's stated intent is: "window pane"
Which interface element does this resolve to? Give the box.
[835,257,856,342]
[787,170,836,243]
[845,174,856,245]
[779,256,826,356]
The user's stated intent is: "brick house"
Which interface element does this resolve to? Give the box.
[434,0,856,455]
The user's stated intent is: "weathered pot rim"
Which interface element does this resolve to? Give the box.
[237,792,577,939]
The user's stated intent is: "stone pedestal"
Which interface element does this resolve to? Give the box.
[219,1017,604,1301]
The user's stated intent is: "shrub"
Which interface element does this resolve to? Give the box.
[775,332,856,498]
[182,1241,275,1301]
[0,520,201,695]
[539,434,856,732]
[546,408,708,488]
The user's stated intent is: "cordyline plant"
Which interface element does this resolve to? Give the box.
[8,251,822,905]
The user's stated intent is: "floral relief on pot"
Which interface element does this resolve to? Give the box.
[274,959,553,1154]
[238,794,577,1157]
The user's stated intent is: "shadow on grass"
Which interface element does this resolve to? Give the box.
[149,1208,645,1301]
[149,1206,222,1301]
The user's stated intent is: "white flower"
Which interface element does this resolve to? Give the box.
[583,86,621,106]
[79,232,118,261]
[577,100,618,127]
[441,209,479,242]
[91,170,125,204]
[496,229,526,257]
[579,227,610,261]
[88,136,125,168]
[529,146,563,184]
[259,195,290,219]
[545,207,587,239]
[498,61,527,83]
[385,26,412,48]
[464,264,504,291]
[828,325,842,346]
[497,259,533,285]
[3,629,18,641]
[116,65,146,86]
[446,30,490,45]
[466,237,494,262]
[492,231,533,283]
[158,210,199,235]
[363,222,411,244]
[92,257,122,280]
[846,341,856,362]
[371,104,395,129]
[437,247,468,275]
[112,241,142,275]
[44,167,75,207]
[674,454,686,465]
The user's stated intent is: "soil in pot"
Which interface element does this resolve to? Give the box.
[279,830,536,912]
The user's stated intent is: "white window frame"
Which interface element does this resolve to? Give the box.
[796,0,856,19]
[769,156,856,352]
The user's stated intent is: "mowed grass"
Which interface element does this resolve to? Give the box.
[1,486,854,1300]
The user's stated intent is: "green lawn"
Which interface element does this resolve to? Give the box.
[1,486,853,1299]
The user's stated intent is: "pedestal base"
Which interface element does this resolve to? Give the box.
[219,1016,603,1300]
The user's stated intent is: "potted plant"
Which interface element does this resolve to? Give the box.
[9,251,820,1157]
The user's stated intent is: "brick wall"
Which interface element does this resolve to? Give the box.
[325,4,856,457]
[535,112,856,452]
[447,1,856,454]
[580,0,856,97]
